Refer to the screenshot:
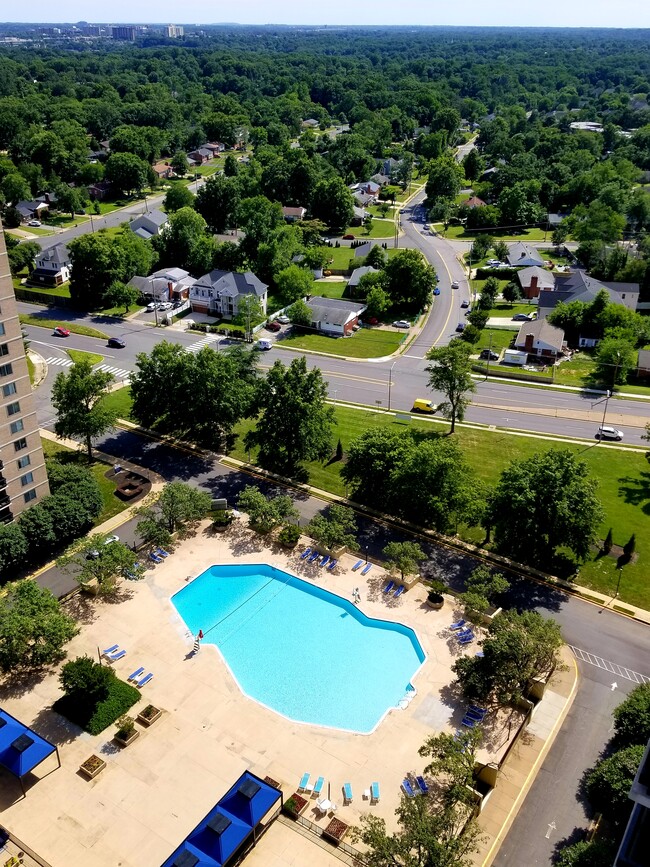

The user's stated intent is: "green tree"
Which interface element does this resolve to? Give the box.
[467,309,489,330]
[237,486,299,534]
[135,508,174,550]
[232,295,265,334]
[554,839,618,867]
[586,745,644,827]
[453,610,563,706]
[104,152,150,197]
[462,149,484,182]
[613,683,650,747]
[103,280,141,314]
[287,298,312,327]
[363,213,374,235]
[0,580,78,673]
[594,336,637,386]
[364,283,391,319]
[6,239,40,276]
[51,358,117,462]
[461,566,510,620]
[502,281,522,305]
[341,427,408,505]
[195,174,241,234]
[244,356,334,474]
[153,206,213,275]
[383,541,425,580]
[478,276,500,311]
[383,249,436,312]
[307,505,357,552]
[311,177,354,230]
[55,184,84,219]
[275,263,314,305]
[1,172,30,205]
[170,151,188,177]
[237,195,284,258]
[58,535,139,595]
[68,232,125,307]
[492,241,509,262]
[224,154,239,177]
[163,183,195,212]
[0,523,28,575]
[425,156,463,202]
[156,482,211,534]
[488,449,603,566]
[425,342,476,433]
[59,655,113,702]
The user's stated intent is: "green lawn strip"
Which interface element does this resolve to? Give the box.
[44,214,89,228]
[312,280,348,300]
[99,303,145,317]
[322,246,354,270]
[102,387,134,420]
[40,438,129,524]
[16,282,72,299]
[438,225,550,242]
[67,349,104,366]
[277,328,405,358]
[484,302,538,319]
[7,226,54,237]
[27,354,35,384]
[19,314,109,339]
[368,204,397,218]
[345,220,396,239]
[474,328,516,354]
[53,677,140,735]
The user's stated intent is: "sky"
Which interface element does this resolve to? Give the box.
[4,1,650,29]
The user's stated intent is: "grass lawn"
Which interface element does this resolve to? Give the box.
[322,246,355,270]
[486,301,538,319]
[312,280,348,300]
[346,219,395,239]
[19,313,109,339]
[16,281,71,299]
[368,204,396,218]
[396,182,424,202]
[68,349,104,366]
[102,387,133,420]
[439,225,551,242]
[7,225,54,237]
[41,438,129,524]
[278,327,405,358]
[474,328,516,354]
[44,214,89,229]
[27,354,35,384]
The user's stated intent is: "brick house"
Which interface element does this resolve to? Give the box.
[514,319,566,360]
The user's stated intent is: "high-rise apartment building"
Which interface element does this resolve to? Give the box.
[166,25,184,38]
[0,224,49,523]
[111,26,136,41]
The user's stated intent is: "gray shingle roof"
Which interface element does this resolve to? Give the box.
[507,243,544,266]
[516,266,555,290]
[36,243,69,268]
[515,319,565,352]
[192,270,268,299]
[306,296,367,327]
[348,265,378,286]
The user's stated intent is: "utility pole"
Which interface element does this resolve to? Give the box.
[485,332,493,380]
[599,389,611,435]
[388,361,397,411]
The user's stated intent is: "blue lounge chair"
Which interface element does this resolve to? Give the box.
[136,672,154,688]
[458,635,474,645]
[351,560,363,572]
[108,649,126,662]
[383,580,395,595]
[312,776,325,797]
[327,559,338,571]
[298,773,310,792]
[102,644,119,656]
[308,550,320,563]
[456,630,474,641]
[361,563,372,576]
[319,554,330,568]
[343,782,353,804]
[402,779,417,797]
[149,552,163,564]
[393,585,405,598]
[465,708,486,721]
[156,547,170,558]
[127,666,145,682]
[300,547,312,560]
[470,705,487,716]
[461,715,477,728]
[449,619,466,631]
[370,781,380,803]
[416,775,429,795]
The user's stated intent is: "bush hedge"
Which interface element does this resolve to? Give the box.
[475,267,520,281]
[54,676,140,735]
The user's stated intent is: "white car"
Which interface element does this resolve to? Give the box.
[392,320,411,329]
[276,315,290,325]
[86,534,121,559]
[423,224,430,231]
[486,259,500,267]
[27,219,41,227]
[596,426,624,441]
[146,302,159,312]
[451,281,459,289]
[158,302,173,311]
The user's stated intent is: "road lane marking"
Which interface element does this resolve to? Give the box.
[96,363,131,381]
[568,646,649,684]
[44,356,73,367]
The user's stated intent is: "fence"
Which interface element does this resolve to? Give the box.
[281,813,365,865]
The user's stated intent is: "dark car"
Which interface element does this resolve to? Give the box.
[479,349,498,361]
[455,322,465,332]
[433,287,440,296]
[107,337,126,349]
[342,234,355,240]
[266,320,281,332]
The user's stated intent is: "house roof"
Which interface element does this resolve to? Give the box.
[363,181,381,194]
[639,349,650,370]
[464,196,486,208]
[515,319,565,352]
[281,206,306,218]
[516,266,555,290]
[306,296,367,326]
[353,191,374,207]
[538,271,640,313]
[507,243,544,266]
[348,265,378,286]
[192,270,268,299]
[128,268,196,297]
[353,206,368,219]
[129,210,168,238]
[370,173,389,186]
[36,243,69,267]
[354,242,372,259]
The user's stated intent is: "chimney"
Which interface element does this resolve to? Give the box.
[168,281,173,300]
[529,274,539,298]
[524,333,535,352]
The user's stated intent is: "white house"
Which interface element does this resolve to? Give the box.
[507,243,545,268]
[190,270,268,320]
[128,267,196,303]
[29,243,71,287]
[305,297,366,336]
[129,209,169,241]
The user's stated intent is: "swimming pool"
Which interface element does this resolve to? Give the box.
[172,564,425,733]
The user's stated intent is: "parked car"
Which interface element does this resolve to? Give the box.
[158,302,173,311]
[360,317,379,326]
[451,281,459,289]
[342,234,355,240]
[256,338,273,351]
[276,315,290,325]
[433,287,440,296]
[456,322,465,332]
[596,426,624,441]
[423,224,430,231]
[107,337,126,349]
[460,300,469,308]
[479,349,498,361]
[172,300,183,309]
[27,219,41,227]
[53,326,70,337]
[86,534,120,559]
[486,259,501,267]
[512,312,536,321]
[266,320,281,332]
[392,320,410,329]
[146,302,159,312]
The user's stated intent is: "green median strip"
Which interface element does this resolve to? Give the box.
[67,349,104,366]
[19,314,109,340]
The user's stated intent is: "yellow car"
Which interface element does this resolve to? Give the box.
[412,399,437,414]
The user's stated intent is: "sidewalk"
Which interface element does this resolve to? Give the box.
[474,646,579,866]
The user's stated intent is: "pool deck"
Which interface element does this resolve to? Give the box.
[1,520,528,866]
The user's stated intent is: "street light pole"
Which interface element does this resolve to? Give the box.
[599,389,611,434]
[388,361,397,412]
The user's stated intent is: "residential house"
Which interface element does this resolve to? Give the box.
[152,160,173,180]
[128,267,196,303]
[353,190,375,209]
[190,270,268,320]
[637,349,650,379]
[302,118,320,129]
[480,166,500,181]
[537,271,640,331]
[15,200,50,223]
[187,148,212,165]
[129,209,169,241]
[88,180,111,201]
[281,206,306,223]
[381,157,400,177]
[354,242,372,259]
[370,173,390,187]
[464,196,486,209]
[348,265,379,291]
[507,243,545,268]
[516,266,555,299]
[305,297,367,336]
[28,243,71,287]
[359,181,381,197]
[514,320,566,360]
[350,206,368,227]
[203,142,225,156]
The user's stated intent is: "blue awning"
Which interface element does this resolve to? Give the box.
[0,708,59,794]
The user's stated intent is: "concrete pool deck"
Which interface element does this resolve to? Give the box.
[0,519,568,866]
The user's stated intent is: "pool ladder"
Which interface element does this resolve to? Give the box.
[397,684,417,710]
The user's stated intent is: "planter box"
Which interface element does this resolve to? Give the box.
[283,792,308,819]
[114,730,140,748]
[137,705,162,727]
[323,817,349,843]
[80,754,106,779]
[426,593,445,610]
[81,578,100,596]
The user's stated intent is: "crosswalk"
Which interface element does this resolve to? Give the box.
[45,356,73,368]
[96,363,131,381]
[569,645,649,684]
[186,334,221,354]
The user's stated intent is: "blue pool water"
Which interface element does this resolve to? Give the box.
[172,564,425,733]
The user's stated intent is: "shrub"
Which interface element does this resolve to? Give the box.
[116,715,136,738]
[278,524,301,548]
[54,672,140,735]
[585,744,645,826]
[613,682,650,747]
